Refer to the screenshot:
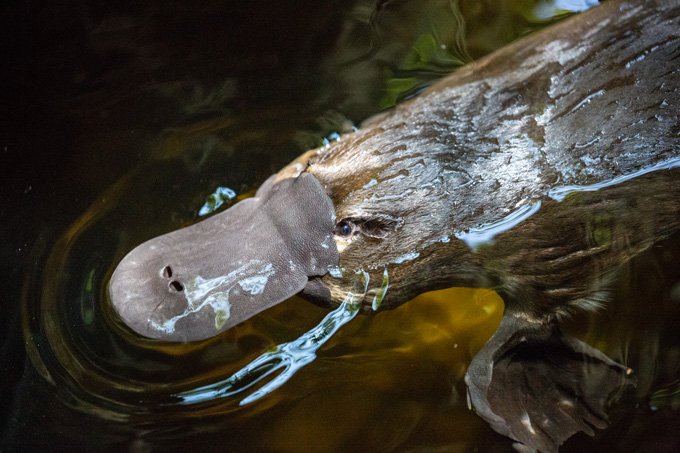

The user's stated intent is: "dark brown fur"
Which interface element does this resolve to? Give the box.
[284,0,680,318]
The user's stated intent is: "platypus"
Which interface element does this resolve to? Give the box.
[109,0,680,451]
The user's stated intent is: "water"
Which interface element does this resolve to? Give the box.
[3,1,680,451]
[177,298,361,407]
[455,201,542,251]
[548,156,680,202]
[198,187,237,216]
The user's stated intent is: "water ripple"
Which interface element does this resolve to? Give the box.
[176,297,360,406]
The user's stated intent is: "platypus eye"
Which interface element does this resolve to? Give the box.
[335,220,354,237]
[334,215,400,240]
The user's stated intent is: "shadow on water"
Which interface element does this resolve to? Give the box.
[3,0,680,451]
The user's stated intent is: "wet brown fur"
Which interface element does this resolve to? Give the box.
[279,0,680,317]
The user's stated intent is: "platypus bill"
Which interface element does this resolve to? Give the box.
[109,0,680,451]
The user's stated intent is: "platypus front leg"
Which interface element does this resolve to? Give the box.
[465,312,636,453]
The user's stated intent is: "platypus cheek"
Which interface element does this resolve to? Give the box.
[109,173,338,342]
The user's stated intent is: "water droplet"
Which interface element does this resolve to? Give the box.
[371,268,390,311]
[198,187,236,216]
[455,202,541,250]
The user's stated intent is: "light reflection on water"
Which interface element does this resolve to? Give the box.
[455,201,542,251]
[453,156,680,252]
[549,156,680,202]
[177,299,360,406]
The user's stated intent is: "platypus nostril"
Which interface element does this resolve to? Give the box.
[162,266,173,278]
[169,280,183,292]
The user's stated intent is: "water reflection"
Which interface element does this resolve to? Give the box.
[178,299,360,406]
[198,186,236,216]
[371,268,390,311]
[549,156,680,202]
[455,201,542,251]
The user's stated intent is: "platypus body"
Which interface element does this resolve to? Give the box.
[109,0,680,451]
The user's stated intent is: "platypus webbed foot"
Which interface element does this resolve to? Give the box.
[465,313,636,453]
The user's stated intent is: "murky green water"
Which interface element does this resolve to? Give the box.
[3,1,680,451]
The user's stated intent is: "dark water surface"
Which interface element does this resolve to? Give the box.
[2,1,680,451]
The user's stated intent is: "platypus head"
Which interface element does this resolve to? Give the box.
[110,114,475,342]
[300,119,478,312]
